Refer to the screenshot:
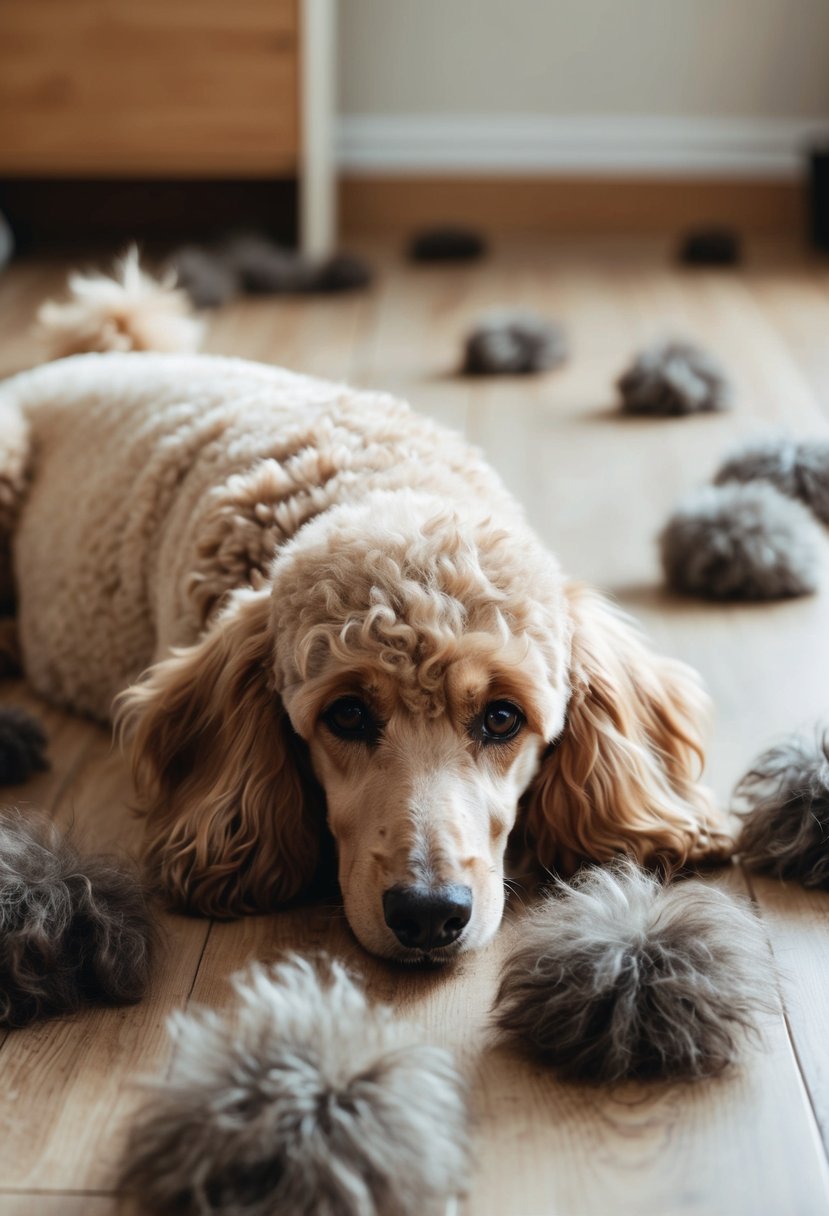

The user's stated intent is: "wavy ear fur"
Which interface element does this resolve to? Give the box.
[524,584,732,875]
[116,588,321,917]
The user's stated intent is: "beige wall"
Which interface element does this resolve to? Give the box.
[338,0,829,118]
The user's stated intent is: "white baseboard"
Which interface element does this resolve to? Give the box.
[337,114,829,178]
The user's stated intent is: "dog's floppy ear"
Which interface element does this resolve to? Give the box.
[524,584,732,875]
[116,588,321,917]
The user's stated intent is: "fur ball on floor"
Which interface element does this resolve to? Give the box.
[0,705,48,784]
[408,227,487,262]
[679,227,741,266]
[462,310,568,375]
[223,235,372,295]
[37,247,203,357]
[0,810,155,1028]
[735,732,829,887]
[617,340,732,416]
[714,436,829,525]
[659,481,822,600]
[493,862,769,1082]
[168,246,240,309]
[119,957,469,1216]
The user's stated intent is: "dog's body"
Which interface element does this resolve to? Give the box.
[5,352,512,720]
[0,266,732,961]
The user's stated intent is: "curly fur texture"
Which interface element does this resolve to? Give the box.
[37,248,202,357]
[617,340,731,416]
[0,705,48,784]
[715,435,829,524]
[119,957,469,1216]
[660,481,821,600]
[408,227,487,262]
[0,810,155,1027]
[461,310,568,375]
[494,862,769,1082]
[735,732,829,887]
[0,385,31,542]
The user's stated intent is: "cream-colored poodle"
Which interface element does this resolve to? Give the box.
[0,255,731,961]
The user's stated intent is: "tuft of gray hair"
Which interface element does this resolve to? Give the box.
[0,810,155,1028]
[659,481,822,600]
[118,956,470,1216]
[167,246,240,309]
[223,234,372,295]
[735,731,829,888]
[714,435,829,525]
[493,861,770,1082]
[617,339,731,416]
[0,705,48,784]
[462,310,568,375]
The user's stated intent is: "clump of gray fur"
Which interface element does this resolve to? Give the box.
[493,862,770,1082]
[735,731,829,887]
[119,956,470,1216]
[0,810,155,1028]
[617,340,731,416]
[224,235,372,295]
[0,705,48,784]
[462,310,567,375]
[715,435,829,524]
[167,235,372,309]
[660,481,822,600]
[168,246,240,309]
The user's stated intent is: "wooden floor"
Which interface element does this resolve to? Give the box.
[2,238,829,1215]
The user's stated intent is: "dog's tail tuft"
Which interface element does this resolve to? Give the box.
[37,247,203,359]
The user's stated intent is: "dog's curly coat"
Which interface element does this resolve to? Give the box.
[0,261,732,959]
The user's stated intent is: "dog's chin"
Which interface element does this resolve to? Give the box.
[393,941,465,968]
[350,924,469,965]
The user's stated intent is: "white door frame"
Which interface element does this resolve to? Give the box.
[300,0,337,255]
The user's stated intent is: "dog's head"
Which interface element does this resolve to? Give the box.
[120,491,730,960]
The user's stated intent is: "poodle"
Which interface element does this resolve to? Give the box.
[0,254,732,961]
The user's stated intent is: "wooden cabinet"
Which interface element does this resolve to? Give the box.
[0,0,300,176]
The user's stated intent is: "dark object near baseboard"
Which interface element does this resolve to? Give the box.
[809,147,829,252]
[169,235,373,308]
[409,227,487,262]
[678,227,741,266]
[0,178,298,253]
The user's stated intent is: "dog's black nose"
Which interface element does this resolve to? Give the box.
[382,883,473,951]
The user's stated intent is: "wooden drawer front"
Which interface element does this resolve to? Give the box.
[0,0,299,175]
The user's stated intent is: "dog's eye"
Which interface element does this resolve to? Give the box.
[323,696,376,742]
[481,701,524,742]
